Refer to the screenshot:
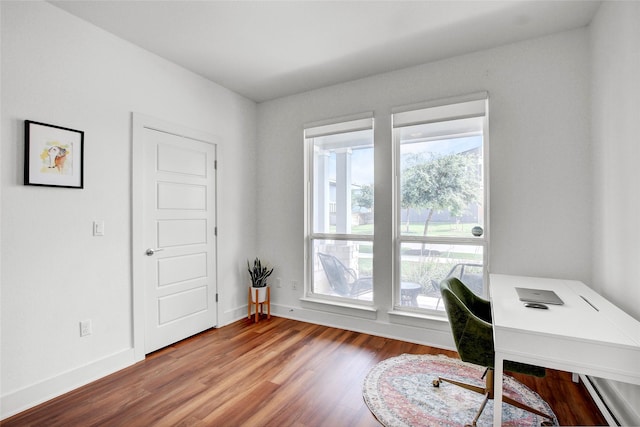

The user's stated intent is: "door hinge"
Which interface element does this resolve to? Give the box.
[215,293,219,302]
[214,160,217,170]
[214,226,217,236]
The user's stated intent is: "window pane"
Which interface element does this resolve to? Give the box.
[312,239,373,301]
[398,118,484,239]
[312,129,374,235]
[399,243,484,310]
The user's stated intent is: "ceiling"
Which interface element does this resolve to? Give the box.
[51,1,601,103]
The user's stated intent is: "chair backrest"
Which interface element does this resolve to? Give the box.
[440,277,495,368]
[317,253,354,296]
[441,276,547,377]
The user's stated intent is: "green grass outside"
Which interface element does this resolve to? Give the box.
[327,221,483,282]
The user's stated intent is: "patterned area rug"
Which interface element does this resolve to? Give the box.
[363,354,557,427]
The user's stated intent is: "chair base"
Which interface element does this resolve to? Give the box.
[433,368,554,427]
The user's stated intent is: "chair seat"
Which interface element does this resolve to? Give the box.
[505,360,546,377]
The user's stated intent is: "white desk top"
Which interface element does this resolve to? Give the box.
[491,274,640,350]
[490,274,640,426]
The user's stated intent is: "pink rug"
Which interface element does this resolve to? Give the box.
[363,354,557,427]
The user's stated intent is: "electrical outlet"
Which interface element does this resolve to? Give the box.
[93,221,105,236]
[291,280,298,290]
[276,277,282,288]
[80,320,92,337]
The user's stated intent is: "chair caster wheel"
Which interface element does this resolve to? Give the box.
[432,379,441,387]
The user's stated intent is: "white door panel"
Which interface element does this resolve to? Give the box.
[157,142,208,176]
[140,125,217,354]
[158,253,208,287]
[158,286,208,325]
[157,182,207,210]
[157,219,208,248]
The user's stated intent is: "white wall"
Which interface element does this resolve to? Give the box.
[5,0,637,421]
[257,29,591,343]
[590,2,640,424]
[0,1,257,418]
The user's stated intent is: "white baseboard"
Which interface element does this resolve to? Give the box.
[270,303,456,351]
[1,348,137,420]
[224,301,455,350]
[220,305,251,326]
[583,375,640,427]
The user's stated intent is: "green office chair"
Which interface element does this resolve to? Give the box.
[435,277,554,427]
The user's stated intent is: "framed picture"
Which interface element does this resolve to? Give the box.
[25,120,84,188]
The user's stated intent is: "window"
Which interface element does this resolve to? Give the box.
[393,95,488,313]
[305,116,374,303]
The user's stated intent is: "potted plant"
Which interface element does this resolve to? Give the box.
[247,257,273,303]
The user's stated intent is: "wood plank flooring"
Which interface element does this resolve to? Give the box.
[3,316,606,426]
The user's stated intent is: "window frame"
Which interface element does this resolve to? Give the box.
[304,114,375,306]
[392,94,490,315]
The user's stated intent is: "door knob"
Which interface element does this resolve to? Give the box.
[145,248,164,256]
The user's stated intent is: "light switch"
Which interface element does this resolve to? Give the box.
[93,220,105,236]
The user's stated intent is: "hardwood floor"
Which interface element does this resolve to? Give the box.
[3,316,606,426]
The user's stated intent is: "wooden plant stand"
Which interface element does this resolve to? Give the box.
[247,286,271,323]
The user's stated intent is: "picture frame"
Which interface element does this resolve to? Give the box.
[24,120,84,188]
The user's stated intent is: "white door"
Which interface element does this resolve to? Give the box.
[138,122,217,354]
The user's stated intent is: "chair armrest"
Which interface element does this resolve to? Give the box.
[457,312,495,368]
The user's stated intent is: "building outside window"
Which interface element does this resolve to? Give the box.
[393,95,489,314]
[304,116,374,303]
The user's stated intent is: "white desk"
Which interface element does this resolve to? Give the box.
[490,274,640,426]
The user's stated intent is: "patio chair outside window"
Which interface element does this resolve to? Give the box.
[317,253,372,297]
[445,263,483,296]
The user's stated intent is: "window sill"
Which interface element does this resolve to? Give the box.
[388,309,450,330]
[300,297,377,320]
[388,309,448,322]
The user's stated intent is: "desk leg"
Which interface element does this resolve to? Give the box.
[494,353,504,426]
